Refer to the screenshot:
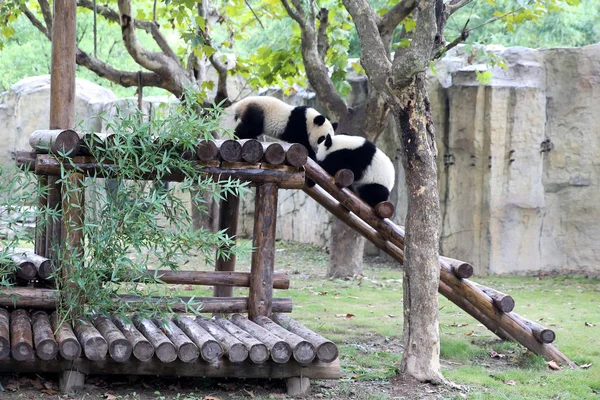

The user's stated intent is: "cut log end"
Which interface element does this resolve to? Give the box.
[60,339,82,360]
[133,341,155,362]
[374,201,395,219]
[228,342,249,363]
[13,343,34,361]
[196,140,219,161]
[241,139,264,163]
[285,144,308,167]
[83,337,108,361]
[220,140,243,162]
[201,340,223,363]
[249,343,270,364]
[334,169,354,188]
[0,338,10,360]
[453,263,474,279]
[494,296,516,313]
[537,329,556,344]
[109,338,133,362]
[271,341,292,364]
[317,342,339,363]
[16,262,37,280]
[293,341,316,364]
[178,342,200,363]
[37,339,59,361]
[262,143,286,165]
[155,342,178,363]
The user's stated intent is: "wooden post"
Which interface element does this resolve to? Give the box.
[62,173,85,292]
[0,309,10,360]
[45,176,62,269]
[35,175,48,257]
[214,193,240,298]
[48,0,77,267]
[249,183,278,320]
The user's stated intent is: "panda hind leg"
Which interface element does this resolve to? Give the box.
[234,104,265,139]
[355,184,390,208]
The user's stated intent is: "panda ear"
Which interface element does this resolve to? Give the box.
[313,115,326,126]
[324,134,333,148]
[332,122,338,131]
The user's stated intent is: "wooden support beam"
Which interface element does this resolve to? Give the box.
[35,175,48,257]
[10,309,34,361]
[472,281,515,313]
[441,256,474,279]
[249,183,278,320]
[334,169,354,188]
[35,155,306,189]
[45,175,62,270]
[214,192,240,298]
[61,172,85,294]
[136,270,289,289]
[29,130,81,155]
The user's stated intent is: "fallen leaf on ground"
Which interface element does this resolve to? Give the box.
[104,394,118,400]
[387,314,396,318]
[450,323,469,327]
[268,394,286,399]
[41,389,58,395]
[335,313,354,320]
[317,291,328,296]
[547,360,561,370]
[580,363,592,369]
[585,322,594,327]
[244,389,255,398]
[205,396,221,400]
[489,350,506,359]
[503,380,516,386]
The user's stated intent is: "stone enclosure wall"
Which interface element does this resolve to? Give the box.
[1,44,599,275]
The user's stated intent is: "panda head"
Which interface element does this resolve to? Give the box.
[305,108,337,152]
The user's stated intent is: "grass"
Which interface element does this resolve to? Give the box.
[202,240,598,400]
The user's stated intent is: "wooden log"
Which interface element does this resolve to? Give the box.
[472,282,515,313]
[45,175,62,267]
[132,315,177,363]
[0,308,10,360]
[196,140,219,161]
[261,142,286,165]
[254,316,315,364]
[35,155,306,189]
[9,254,37,280]
[173,315,222,363]
[92,314,132,362]
[281,143,308,167]
[514,315,556,344]
[80,132,114,155]
[51,312,82,360]
[249,183,278,320]
[31,311,59,361]
[230,313,291,364]
[62,172,85,294]
[137,270,289,289]
[36,175,48,258]
[0,357,342,380]
[10,309,34,361]
[111,315,154,362]
[0,288,57,309]
[195,317,248,363]
[15,151,37,171]
[272,314,338,363]
[6,250,53,280]
[213,316,269,364]
[29,130,81,155]
[73,317,108,361]
[334,169,354,188]
[240,139,264,163]
[219,139,243,162]
[153,317,199,363]
[441,256,473,279]
[303,185,405,263]
[214,192,240,298]
[374,201,395,219]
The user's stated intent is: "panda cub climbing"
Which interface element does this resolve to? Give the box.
[222,96,337,160]
[316,134,395,208]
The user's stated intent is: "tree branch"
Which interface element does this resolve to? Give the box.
[38,0,53,36]
[316,8,329,61]
[77,0,181,66]
[444,0,475,18]
[280,0,305,27]
[342,0,391,93]
[378,0,416,38]
[20,5,50,40]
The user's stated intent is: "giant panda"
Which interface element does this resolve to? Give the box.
[315,133,395,207]
[221,96,337,160]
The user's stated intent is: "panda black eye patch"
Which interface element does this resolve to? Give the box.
[317,136,326,144]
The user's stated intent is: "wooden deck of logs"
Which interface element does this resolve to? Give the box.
[0,309,340,379]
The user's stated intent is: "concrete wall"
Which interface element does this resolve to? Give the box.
[2,44,600,275]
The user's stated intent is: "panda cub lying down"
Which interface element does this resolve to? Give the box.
[316,133,395,208]
[222,96,337,160]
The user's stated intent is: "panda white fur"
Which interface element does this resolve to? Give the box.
[316,133,395,207]
[221,96,337,160]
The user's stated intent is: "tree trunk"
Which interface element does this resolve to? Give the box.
[394,73,443,383]
[327,218,365,278]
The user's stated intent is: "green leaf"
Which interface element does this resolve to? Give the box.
[476,70,493,84]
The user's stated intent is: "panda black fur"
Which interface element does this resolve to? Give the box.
[316,134,395,207]
[222,96,337,160]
